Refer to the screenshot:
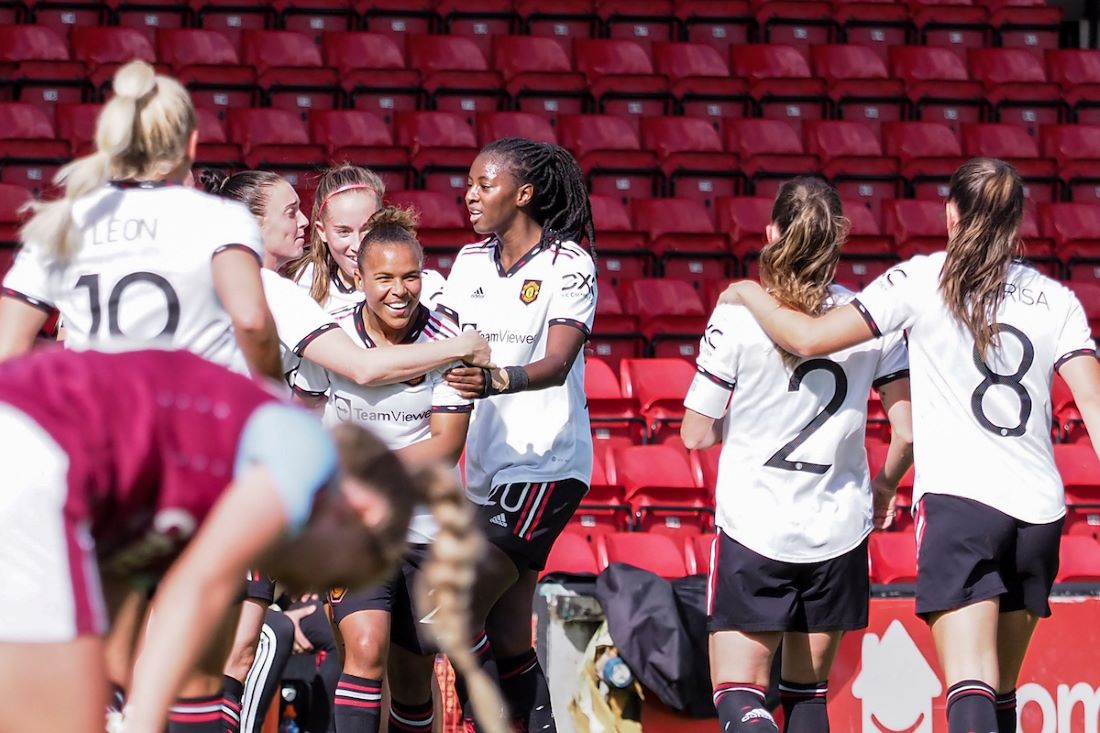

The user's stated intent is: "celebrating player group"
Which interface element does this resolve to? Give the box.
[0,58,1097,733]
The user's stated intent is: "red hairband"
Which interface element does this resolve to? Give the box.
[317,183,379,218]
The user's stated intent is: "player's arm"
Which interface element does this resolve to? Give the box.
[397,411,471,468]
[122,465,291,733]
[0,296,49,361]
[871,377,915,530]
[304,328,491,387]
[718,281,876,357]
[211,248,282,382]
[444,324,585,398]
[681,410,722,450]
[1059,355,1100,462]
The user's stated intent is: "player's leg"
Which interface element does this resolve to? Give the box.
[102,583,150,711]
[332,583,393,733]
[710,631,783,733]
[387,645,437,733]
[0,638,108,733]
[239,608,296,733]
[168,600,244,733]
[486,571,552,733]
[778,633,842,733]
[223,594,271,733]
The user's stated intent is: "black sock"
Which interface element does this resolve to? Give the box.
[222,675,244,733]
[778,679,828,733]
[458,631,501,731]
[714,683,779,733]
[498,649,555,733]
[996,690,1017,733]
[946,680,997,733]
[109,683,126,713]
[167,693,229,732]
[333,674,382,733]
[389,699,434,733]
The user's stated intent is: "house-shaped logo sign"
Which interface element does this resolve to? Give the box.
[852,620,943,733]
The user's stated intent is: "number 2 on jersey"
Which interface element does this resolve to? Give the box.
[765,359,849,475]
[75,272,181,338]
[970,323,1034,437]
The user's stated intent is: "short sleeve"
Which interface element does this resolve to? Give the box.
[234,403,338,531]
[2,245,57,312]
[547,252,597,337]
[684,305,740,419]
[291,358,332,399]
[1055,290,1097,370]
[211,199,264,263]
[873,330,910,389]
[851,256,930,338]
[261,270,339,356]
[430,365,473,414]
[434,257,465,325]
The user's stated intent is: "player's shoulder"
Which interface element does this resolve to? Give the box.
[454,238,496,260]
[1006,261,1082,313]
[419,305,460,342]
[705,302,765,345]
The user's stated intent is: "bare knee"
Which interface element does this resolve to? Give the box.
[341,612,390,679]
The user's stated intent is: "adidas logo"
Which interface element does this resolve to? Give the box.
[490,513,508,527]
[471,287,485,298]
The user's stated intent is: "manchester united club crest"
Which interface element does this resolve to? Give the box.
[520,279,542,305]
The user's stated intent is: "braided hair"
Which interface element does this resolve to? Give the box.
[479,137,597,268]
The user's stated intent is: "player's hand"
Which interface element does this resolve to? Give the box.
[284,603,318,653]
[445,366,489,399]
[717,281,754,307]
[456,329,492,367]
[871,475,898,530]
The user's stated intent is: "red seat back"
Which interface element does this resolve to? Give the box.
[408,34,490,73]
[652,41,730,79]
[242,30,324,73]
[323,32,407,73]
[476,112,557,145]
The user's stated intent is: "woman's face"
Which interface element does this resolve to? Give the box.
[358,242,423,335]
[465,153,529,237]
[259,179,308,268]
[317,190,381,282]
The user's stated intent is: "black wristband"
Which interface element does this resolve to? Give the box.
[476,367,493,399]
[501,365,529,394]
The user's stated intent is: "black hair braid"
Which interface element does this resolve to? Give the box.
[481,137,597,270]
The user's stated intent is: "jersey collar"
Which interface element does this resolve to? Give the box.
[492,236,549,279]
[353,302,431,348]
[331,270,357,295]
[108,180,180,189]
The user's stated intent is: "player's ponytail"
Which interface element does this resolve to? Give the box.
[286,163,385,305]
[940,158,1024,359]
[479,138,597,269]
[357,205,422,269]
[415,466,510,733]
[20,60,196,262]
[201,168,283,219]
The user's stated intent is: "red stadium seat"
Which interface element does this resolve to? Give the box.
[557,114,661,202]
[54,103,101,156]
[811,44,906,133]
[968,48,1064,136]
[988,0,1061,60]
[883,121,965,200]
[193,107,243,169]
[640,116,740,215]
[588,194,653,283]
[1039,203,1100,284]
[541,532,599,578]
[621,280,707,358]
[157,29,258,118]
[386,190,470,269]
[724,118,819,198]
[611,445,712,536]
[356,0,437,44]
[675,0,752,57]
[226,108,324,187]
[803,120,902,221]
[516,0,598,53]
[393,111,478,195]
[1046,50,1100,125]
[70,27,156,94]
[0,25,88,115]
[832,0,913,64]
[691,441,721,490]
[0,183,32,248]
[596,532,689,577]
[1041,124,1100,205]
[114,0,190,44]
[0,102,69,196]
[436,0,518,59]
[960,123,1057,202]
[684,532,718,575]
[406,35,505,120]
[324,32,419,129]
[571,446,631,537]
[652,41,749,124]
[242,30,339,118]
[308,110,411,190]
[911,0,991,61]
[731,44,828,133]
[619,356,697,439]
[193,0,276,55]
[585,356,645,443]
[715,195,774,269]
[491,36,588,128]
[573,39,673,123]
[1056,444,1100,539]
[26,0,106,36]
[476,111,558,146]
[1056,535,1100,583]
[631,197,734,286]
[837,199,898,290]
[279,0,357,43]
[756,0,835,48]
[883,198,947,259]
[597,0,676,53]
[590,275,645,370]
[890,45,985,135]
[1066,282,1100,341]
[868,532,917,584]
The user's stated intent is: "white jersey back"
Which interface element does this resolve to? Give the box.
[293,302,472,542]
[685,288,909,563]
[854,253,1095,523]
[3,183,262,370]
[260,269,338,377]
[436,238,596,502]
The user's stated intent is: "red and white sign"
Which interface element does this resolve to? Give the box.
[828,597,1100,733]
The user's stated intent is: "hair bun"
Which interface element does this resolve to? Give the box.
[198,169,229,195]
[111,60,157,101]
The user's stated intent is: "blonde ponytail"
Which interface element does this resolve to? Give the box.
[20,60,196,263]
[415,467,509,733]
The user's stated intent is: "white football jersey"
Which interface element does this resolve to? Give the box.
[293,302,472,543]
[260,269,338,377]
[3,183,263,370]
[854,253,1095,524]
[436,238,596,502]
[685,288,909,563]
[421,268,447,309]
[293,261,363,319]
